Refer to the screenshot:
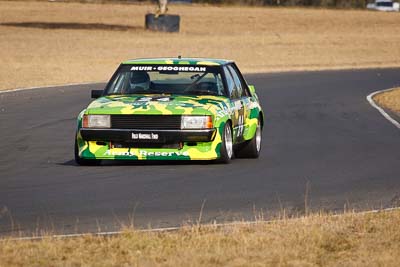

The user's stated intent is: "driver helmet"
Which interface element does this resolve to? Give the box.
[129,71,150,91]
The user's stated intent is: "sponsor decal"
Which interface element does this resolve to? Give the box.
[136,96,172,102]
[237,114,244,137]
[216,106,232,120]
[104,150,189,157]
[139,151,189,157]
[136,97,152,102]
[156,97,171,102]
[234,100,243,110]
[132,132,159,140]
[104,150,137,156]
[131,66,207,72]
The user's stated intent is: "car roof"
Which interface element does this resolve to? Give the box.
[122,57,234,66]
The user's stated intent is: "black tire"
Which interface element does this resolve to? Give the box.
[145,14,180,33]
[235,119,262,158]
[218,122,234,164]
[74,138,101,166]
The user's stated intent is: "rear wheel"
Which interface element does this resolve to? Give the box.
[218,122,234,164]
[74,138,101,166]
[235,119,262,158]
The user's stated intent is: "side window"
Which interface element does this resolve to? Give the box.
[227,65,244,98]
[214,73,225,96]
[223,67,238,99]
[109,72,129,94]
[229,64,250,97]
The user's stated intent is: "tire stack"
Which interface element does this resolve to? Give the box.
[145,14,180,33]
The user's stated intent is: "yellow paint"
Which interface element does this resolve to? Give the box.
[88,141,105,154]
[197,61,220,66]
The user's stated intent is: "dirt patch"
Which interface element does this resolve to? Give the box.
[373,88,400,117]
[1,1,400,90]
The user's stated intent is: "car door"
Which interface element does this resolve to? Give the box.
[226,64,253,142]
[223,65,245,143]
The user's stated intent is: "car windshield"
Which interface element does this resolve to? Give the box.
[105,64,226,96]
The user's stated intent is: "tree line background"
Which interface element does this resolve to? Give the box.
[191,0,370,8]
[101,0,378,8]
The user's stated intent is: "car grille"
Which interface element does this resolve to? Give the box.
[111,115,181,130]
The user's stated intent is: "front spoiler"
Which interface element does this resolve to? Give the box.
[76,128,222,161]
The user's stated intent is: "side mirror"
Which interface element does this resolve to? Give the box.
[248,85,256,96]
[91,90,103,99]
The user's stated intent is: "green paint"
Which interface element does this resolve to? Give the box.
[76,58,263,161]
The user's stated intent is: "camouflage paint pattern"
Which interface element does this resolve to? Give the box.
[76,58,263,161]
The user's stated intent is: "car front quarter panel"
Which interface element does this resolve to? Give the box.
[242,101,262,141]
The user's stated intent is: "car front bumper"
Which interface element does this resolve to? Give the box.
[76,128,222,161]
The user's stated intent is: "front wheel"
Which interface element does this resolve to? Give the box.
[218,122,234,164]
[74,138,101,166]
[235,119,262,158]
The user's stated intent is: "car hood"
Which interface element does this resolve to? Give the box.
[86,94,229,115]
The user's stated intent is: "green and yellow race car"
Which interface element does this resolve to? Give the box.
[75,58,264,165]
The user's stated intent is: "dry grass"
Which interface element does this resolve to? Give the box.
[1,210,400,266]
[1,1,400,90]
[373,87,400,116]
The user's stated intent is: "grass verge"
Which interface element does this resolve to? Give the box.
[373,87,400,117]
[1,1,400,90]
[1,210,400,266]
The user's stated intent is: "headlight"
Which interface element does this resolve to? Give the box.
[181,116,213,129]
[83,115,111,128]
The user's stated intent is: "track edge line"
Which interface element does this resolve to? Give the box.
[366,88,400,130]
[5,207,400,242]
[0,81,105,94]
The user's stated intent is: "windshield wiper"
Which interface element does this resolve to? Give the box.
[184,72,209,92]
[184,89,219,96]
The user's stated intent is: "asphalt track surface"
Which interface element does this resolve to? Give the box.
[1,69,399,236]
